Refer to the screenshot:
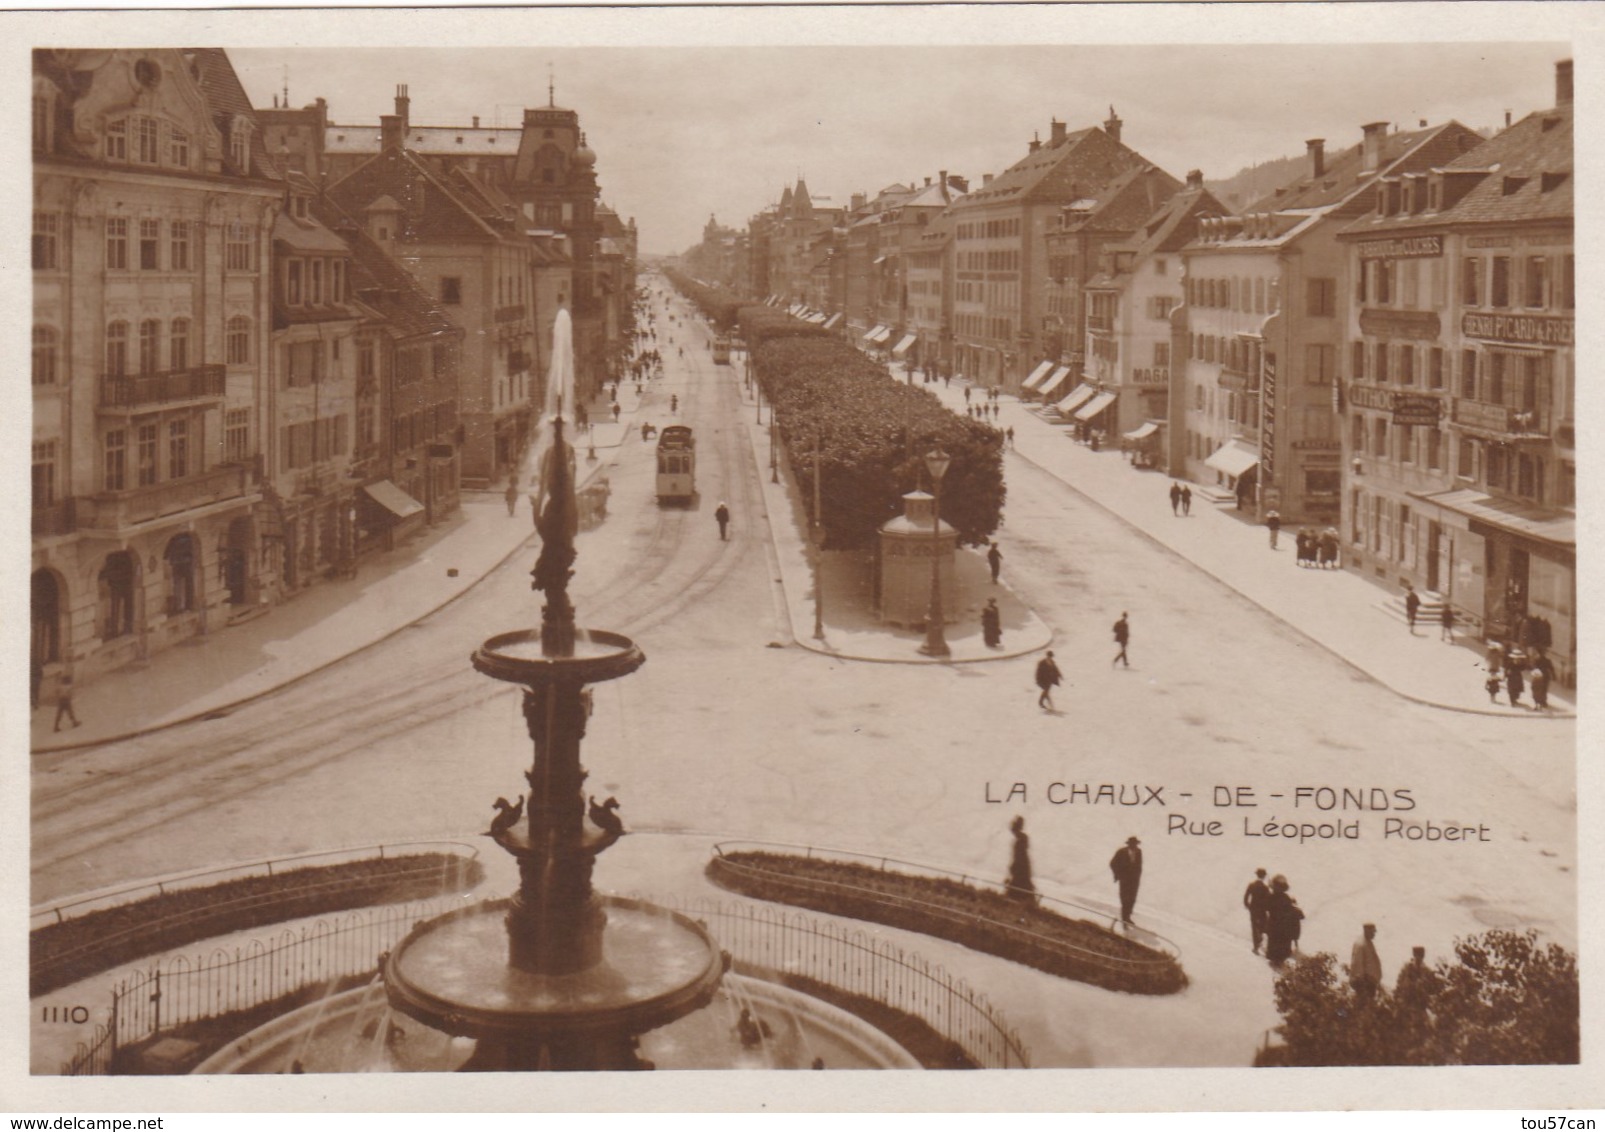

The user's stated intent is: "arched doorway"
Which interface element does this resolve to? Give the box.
[31,569,61,664]
[164,533,197,615]
[98,551,137,640]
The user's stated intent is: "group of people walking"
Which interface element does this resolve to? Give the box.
[1243,867,1305,965]
[1167,482,1193,516]
[1484,639,1555,710]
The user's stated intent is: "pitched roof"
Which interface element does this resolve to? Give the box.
[184,48,282,181]
[328,146,506,245]
[1438,107,1571,225]
[952,126,1165,211]
[1247,121,1481,214]
[313,197,459,342]
[1056,164,1183,235]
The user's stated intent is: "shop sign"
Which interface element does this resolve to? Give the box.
[1359,309,1441,340]
[1262,353,1277,482]
[1293,439,1342,451]
[1345,383,1394,411]
[1453,400,1512,432]
[1356,234,1443,259]
[1218,371,1250,393]
[1461,312,1574,347]
[1391,394,1443,426]
[1131,367,1169,386]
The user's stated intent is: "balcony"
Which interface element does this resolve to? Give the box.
[1452,400,1550,439]
[1087,313,1115,332]
[77,464,254,531]
[100,365,225,411]
[32,500,76,538]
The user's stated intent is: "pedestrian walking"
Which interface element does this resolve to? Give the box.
[1109,836,1143,926]
[1005,816,1037,905]
[1264,874,1304,967]
[1266,510,1282,549]
[1319,528,1339,569]
[1111,611,1130,668]
[964,386,971,404]
[1486,640,1505,678]
[611,401,621,422]
[988,541,1003,584]
[52,668,81,732]
[1294,528,1311,566]
[1034,650,1062,710]
[1404,583,1421,634]
[714,501,731,541]
[1505,661,1525,708]
[504,479,519,517]
[1180,485,1192,516]
[1006,426,1015,448]
[1169,482,1182,516]
[1529,662,1550,710]
[1484,665,1502,703]
[670,394,678,414]
[1244,868,1272,955]
[981,598,1002,648]
[1440,604,1456,643]
[1350,923,1384,1000]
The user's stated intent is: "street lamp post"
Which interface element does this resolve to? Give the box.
[769,421,779,483]
[919,447,951,658]
[812,432,825,641]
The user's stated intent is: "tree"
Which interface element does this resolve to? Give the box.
[1262,930,1577,1066]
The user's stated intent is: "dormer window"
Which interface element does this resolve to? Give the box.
[286,259,302,305]
[229,116,251,172]
[168,127,189,168]
[32,77,56,153]
[105,118,127,161]
[133,116,160,164]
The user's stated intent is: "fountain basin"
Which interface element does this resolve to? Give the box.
[471,629,645,686]
[384,896,722,1044]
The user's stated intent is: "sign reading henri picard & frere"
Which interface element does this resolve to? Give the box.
[1461,312,1574,346]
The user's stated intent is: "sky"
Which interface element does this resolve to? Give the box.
[230,38,1566,256]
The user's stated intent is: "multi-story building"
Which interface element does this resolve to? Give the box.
[1077,171,1223,442]
[1335,61,1574,680]
[905,175,967,374]
[949,109,1177,393]
[32,48,281,688]
[1174,118,1483,520]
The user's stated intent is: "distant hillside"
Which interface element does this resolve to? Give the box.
[1205,153,1308,213]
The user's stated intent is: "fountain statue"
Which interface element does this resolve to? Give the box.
[380,309,725,1070]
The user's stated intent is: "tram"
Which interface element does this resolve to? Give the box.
[656,425,696,504]
[712,335,732,365]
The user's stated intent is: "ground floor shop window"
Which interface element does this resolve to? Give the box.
[165,533,197,614]
[99,551,136,639]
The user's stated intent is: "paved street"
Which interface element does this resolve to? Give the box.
[30,285,1576,1069]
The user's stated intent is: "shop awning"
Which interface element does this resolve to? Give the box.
[363,479,425,520]
[808,312,828,324]
[1039,367,1074,401]
[823,313,843,330]
[1021,361,1057,392]
[862,324,888,342]
[1205,439,1261,478]
[1054,383,1097,415]
[891,334,919,359]
[1421,488,1574,549]
[1075,390,1118,421]
[1123,421,1160,441]
[869,326,894,344]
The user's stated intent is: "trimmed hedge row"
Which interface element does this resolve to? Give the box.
[662,269,743,330]
[708,851,1186,996]
[739,308,1005,549]
[31,853,482,997]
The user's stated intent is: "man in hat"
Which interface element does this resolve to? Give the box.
[1266,509,1282,549]
[1350,922,1383,1000]
[1243,868,1272,955]
[1109,836,1143,925]
[714,501,731,541]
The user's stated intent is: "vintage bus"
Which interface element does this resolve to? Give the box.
[711,335,732,365]
[656,425,696,504]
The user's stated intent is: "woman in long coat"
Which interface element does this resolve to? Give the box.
[1264,875,1304,966]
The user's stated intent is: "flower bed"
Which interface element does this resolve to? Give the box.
[708,850,1185,996]
[31,853,482,997]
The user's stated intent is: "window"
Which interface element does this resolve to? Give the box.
[225,408,250,463]
[1400,260,1419,308]
[33,211,59,270]
[225,222,253,272]
[1374,342,1389,384]
[32,326,58,386]
[1397,345,1415,387]
[1460,349,1477,399]
[1490,256,1511,307]
[1376,260,1393,304]
[130,116,159,164]
[106,321,129,377]
[1306,278,1335,317]
[1489,352,1506,404]
[226,316,251,365]
[1458,436,1474,479]
[106,217,129,269]
[1305,469,1341,495]
[104,429,127,492]
[139,319,160,374]
[1305,343,1334,384]
[331,259,344,302]
[1352,414,1365,450]
[1373,416,1388,459]
[32,441,57,509]
[168,419,189,479]
[310,259,323,305]
[1562,255,1574,310]
[1153,342,1170,368]
[1429,347,1445,390]
[286,260,302,305]
[169,318,189,371]
[441,276,462,304]
[1400,423,1415,463]
[1461,257,1482,307]
[1351,341,1366,382]
[33,92,51,151]
[136,421,159,486]
[105,118,127,161]
[359,340,376,382]
[1426,427,1442,470]
[168,127,189,167]
[1521,354,1544,412]
[170,220,190,271]
[287,340,323,387]
[139,218,160,270]
[229,119,249,170]
[1525,257,1548,309]
[100,551,137,639]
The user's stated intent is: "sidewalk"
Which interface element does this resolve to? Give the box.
[918,371,1573,718]
[31,388,643,756]
[738,379,1053,665]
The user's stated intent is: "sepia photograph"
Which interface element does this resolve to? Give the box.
[12,2,1599,1115]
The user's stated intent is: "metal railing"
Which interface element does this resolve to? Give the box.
[76,464,253,530]
[662,896,1030,1069]
[100,364,225,409]
[63,897,454,1075]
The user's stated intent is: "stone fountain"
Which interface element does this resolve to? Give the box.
[380,310,724,1070]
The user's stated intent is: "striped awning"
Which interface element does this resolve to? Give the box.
[1021,360,1056,392]
[823,313,843,330]
[1054,383,1098,415]
[1205,439,1261,478]
[1038,366,1074,402]
[1075,391,1118,422]
[862,324,888,342]
[891,334,919,359]
[1124,421,1160,441]
[868,326,894,344]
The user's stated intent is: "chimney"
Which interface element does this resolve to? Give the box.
[1029,134,1041,153]
[1557,58,1573,107]
[472,115,480,128]
[924,176,932,186]
[1360,121,1388,171]
[380,113,404,151]
[1505,110,1513,127]
[395,83,410,129]
[1050,118,1067,146]
[948,174,968,193]
[1103,105,1123,144]
[1186,169,1204,190]
[1305,138,1325,178]
[983,173,994,186]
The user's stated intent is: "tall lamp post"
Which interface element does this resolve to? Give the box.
[919,447,951,658]
[812,432,826,640]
